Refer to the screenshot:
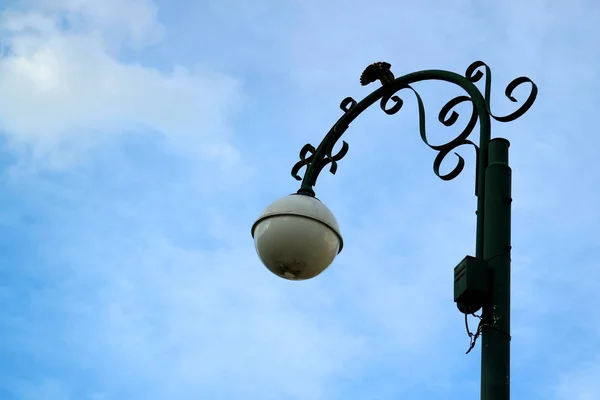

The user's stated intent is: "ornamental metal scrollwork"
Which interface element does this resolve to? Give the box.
[291,96,356,185]
[290,60,538,196]
[466,61,538,123]
[378,84,480,182]
[291,144,316,181]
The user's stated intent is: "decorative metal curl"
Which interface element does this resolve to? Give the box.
[466,61,538,122]
[291,60,538,196]
[379,84,480,182]
[291,96,356,186]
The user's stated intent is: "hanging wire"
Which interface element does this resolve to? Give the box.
[464,311,512,354]
[465,312,484,354]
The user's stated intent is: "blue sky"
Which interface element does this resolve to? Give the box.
[0,0,599,399]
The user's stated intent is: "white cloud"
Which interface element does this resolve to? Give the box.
[2,0,600,399]
[10,0,165,47]
[0,1,242,170]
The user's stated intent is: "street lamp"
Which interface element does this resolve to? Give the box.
[251,60,537,400]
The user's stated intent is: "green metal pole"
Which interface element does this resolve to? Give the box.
[480,138,512,400]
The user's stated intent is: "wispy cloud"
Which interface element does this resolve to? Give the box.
[0,0,599,399]
[0,1,241,171]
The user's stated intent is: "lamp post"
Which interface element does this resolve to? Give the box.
[251,61,537,400]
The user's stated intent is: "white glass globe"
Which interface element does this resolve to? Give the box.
[251,194,343,280]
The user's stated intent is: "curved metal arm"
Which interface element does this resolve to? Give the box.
[291,61,538,197]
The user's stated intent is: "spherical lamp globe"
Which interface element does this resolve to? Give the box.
[251,194,343,280]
